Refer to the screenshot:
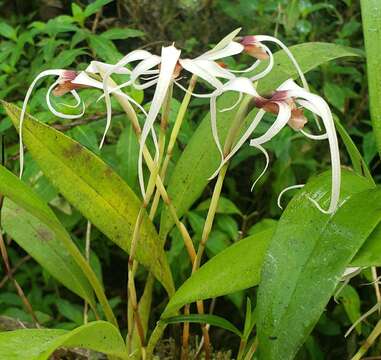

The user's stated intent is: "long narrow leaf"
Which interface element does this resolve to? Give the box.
[2,101,175,296]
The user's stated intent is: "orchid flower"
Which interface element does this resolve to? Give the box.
[19,69,88,177]
[209,78,340,214]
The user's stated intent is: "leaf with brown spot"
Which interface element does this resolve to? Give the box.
[3,101,175,296]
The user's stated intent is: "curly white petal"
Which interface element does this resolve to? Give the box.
[250,144,270,191]
[101,50,155,149]
[19,69,66,177]
[138,45,182,197]
[250,44,274,82]
[279,79,341,213]
[249,101,292,146]
[46,81,85,119]
[255,35,309,90]
[277,184,305,209]
[179,59,224,89]
[208,109,266,180]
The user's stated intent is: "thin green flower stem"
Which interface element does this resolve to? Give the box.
[186,96,253,358]
[351,318,381,360]
[237,339,247,360]
[109,77,194,260]
[127,85,173,358]
[192,95,253,272]
[149,75,198,218]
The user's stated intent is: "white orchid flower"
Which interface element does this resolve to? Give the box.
[19,69,89,177]
[209,78,340,214]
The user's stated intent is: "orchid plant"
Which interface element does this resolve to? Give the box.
[2,15,381,360]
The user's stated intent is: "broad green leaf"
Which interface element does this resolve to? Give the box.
[256,173,381,360]
[361,0,381,157]
[3,101,174,296]
[160,42,361,237]
[0,164,95,307]
[101,28,145,40]
[0,321,127,360]
[162,314,242,337]
[162,229,273,317]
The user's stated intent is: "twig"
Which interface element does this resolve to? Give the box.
[0,255,31,288]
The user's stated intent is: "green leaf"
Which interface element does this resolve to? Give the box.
[88,34,121,63]
[162,314,242,337]
[116,122,139,190]
[162,229,273,317]
[361,0,381,157]
[3,101,174,296]
[84,0,114,17]
[2,199,95,306]
[71,3,85,26]
[337,285,362,334]
[0,165,95,307]
[50,48,86,69]
[0,321,128,360]
[351,222,381,266]
[256,172,381,360]
[334,116,374,182]
[101,28,145,40]
[0,22,17,41]
[160,42,362,237]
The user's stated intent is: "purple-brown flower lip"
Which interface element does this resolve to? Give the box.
[53,70,87,96]
[252,90,307,130]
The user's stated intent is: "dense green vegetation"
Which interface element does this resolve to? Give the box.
[0,1,380,359]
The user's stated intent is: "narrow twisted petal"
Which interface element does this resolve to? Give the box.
[200,28,242,59]
[19,69,66,177]
[249,101,291,146]
[101,50,155,148]
[198,41,244,61]
[138,45,182,197]
[278,79,341,213]
[46,81,85,119]
[208,77,259,175]
[250,143,270,191]
[277,184,305,209]
[208,109,266,180]
[250,44,274,81]
[179,59,224,89]
[254,35,309,90]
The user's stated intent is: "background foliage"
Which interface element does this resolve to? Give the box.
[0,0,378,358]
